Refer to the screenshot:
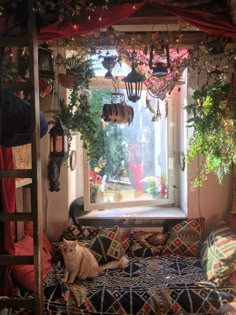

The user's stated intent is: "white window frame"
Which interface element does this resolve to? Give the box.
[82,82,187,213]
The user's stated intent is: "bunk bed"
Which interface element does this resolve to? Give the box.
[1,1,236,315]
[0,1,45,314]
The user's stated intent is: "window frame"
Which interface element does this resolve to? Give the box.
[82,84,184,212]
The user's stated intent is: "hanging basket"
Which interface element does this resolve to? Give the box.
[102,92,134,125]
[58,70,79,89]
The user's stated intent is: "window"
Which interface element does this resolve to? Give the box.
[82,51,187,212]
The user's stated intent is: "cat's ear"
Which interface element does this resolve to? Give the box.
[62,238,68,245]
[58,243,63,252]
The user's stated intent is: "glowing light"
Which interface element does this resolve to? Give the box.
[72,24,79,30]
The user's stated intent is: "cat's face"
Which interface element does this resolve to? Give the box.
[61,238,77,255]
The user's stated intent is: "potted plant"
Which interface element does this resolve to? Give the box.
[58,53,95,89]
[185,78,236,187]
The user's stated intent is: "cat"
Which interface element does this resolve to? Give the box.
[60,238,129,283]
[218,302,236,314]
[68,197,86,238]
[68,197,85,227]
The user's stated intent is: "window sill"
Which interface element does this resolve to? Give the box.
[81,206,187,220]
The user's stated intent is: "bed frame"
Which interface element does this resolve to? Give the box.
[0,1,44,313]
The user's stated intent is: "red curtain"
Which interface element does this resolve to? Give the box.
[0,146,16,296]
[37,0,236,40]
[39,1,146,40]
[149,0,236,38]
[0,1,235,40]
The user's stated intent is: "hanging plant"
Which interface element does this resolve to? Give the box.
[185,78,236,188]
[58,53,94,89]
[50,53,97,153]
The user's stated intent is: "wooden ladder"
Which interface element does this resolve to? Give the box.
[0,1,44,314]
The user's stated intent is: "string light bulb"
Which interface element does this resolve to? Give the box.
[71,15,79,30]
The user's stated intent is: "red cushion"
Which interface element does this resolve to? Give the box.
[24,221,54,256]
[226,214,236,234]
[12,234,53,291]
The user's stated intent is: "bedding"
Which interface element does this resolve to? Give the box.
[43,255,236,315]
[10,219,236,314]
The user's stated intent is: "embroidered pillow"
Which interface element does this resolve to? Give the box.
[161,218,204,257]
[88,226,123,264]
[130,230,168,258]
[62,224,103,241]
[200,224,236,282]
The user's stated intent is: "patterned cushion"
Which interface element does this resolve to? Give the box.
[88,226,123,264]
[62,224,103,241]
[161,218,204,257]
[200,224,236,282]
[130,231,168,258]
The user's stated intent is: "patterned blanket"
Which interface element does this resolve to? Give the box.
[43,256,236,315]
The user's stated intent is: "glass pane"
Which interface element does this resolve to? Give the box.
[88,88,169,205]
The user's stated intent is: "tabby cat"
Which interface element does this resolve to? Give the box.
[60,238,129,283]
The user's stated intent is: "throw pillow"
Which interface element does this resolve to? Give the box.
[129,230,168,258]
[88,225,123,264]
[12,235,53,291]
[161,218,204,257]
[62,224,103,241]
[24,221,54,256]
[200,224,236,282]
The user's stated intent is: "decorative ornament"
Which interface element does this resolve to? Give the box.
[149,43,170,77]
[48,119,71,192]
[102,92,134,125]
[102,54,117,79]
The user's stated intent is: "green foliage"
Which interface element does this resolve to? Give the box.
[88,88,129,180]
[103,127,128,179]
[50,53,97,153]
[185,80,236,187]
[63,54,95,88]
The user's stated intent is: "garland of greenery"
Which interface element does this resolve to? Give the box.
[185,79,236,187]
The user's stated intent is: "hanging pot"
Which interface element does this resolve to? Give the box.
[58,69,79,89]
[102,92,134,125]
[102,102,134,125]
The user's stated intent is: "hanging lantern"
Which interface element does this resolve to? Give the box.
[48,120,71,192]
[149,43,170,77]
[49,119,70,158]
[38,47,54,79]
[122,51,145,103]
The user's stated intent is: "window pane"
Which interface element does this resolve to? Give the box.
[86,88,172,207]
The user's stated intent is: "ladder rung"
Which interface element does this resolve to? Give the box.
[0,255,34,265]
[0,37,29,47]
[0,169,32,178]
[0,297,34,309]
[0,212,32,222]
[0,82,33,91]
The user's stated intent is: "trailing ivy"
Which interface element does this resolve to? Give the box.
[50,52,97,154]
[185,79,236,187]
